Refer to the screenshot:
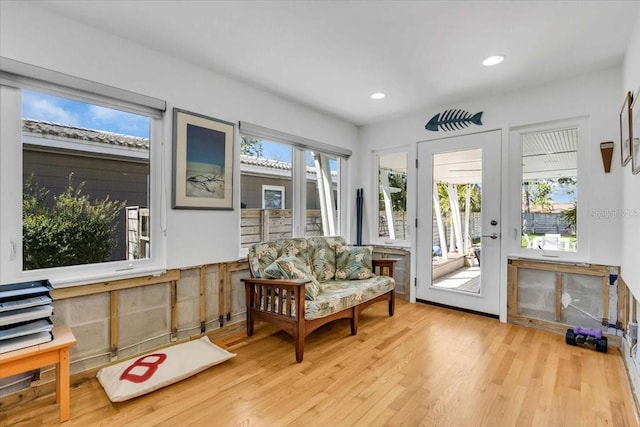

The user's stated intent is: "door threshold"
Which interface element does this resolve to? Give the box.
[416,299,499,319]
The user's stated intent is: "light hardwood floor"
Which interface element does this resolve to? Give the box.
[1,300,638,426]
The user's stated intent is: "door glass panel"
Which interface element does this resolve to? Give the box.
[431,149,482,294]
[521,128,577,252]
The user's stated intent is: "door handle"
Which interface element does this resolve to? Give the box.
[482,233,499,239]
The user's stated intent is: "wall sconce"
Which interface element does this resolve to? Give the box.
[600,141,614,173]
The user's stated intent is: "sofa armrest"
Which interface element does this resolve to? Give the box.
[241,277,309,319]
[372,258,398,278]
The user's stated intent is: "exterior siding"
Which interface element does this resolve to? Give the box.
[23,149,149,261]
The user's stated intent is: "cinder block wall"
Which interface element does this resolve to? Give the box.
[0,263,250,398]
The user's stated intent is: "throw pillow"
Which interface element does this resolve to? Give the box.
[335,245,375,280]
[263,256,321,300]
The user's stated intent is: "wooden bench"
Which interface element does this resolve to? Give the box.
[0,326,77,422]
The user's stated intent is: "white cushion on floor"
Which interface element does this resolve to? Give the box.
[97,336,235,402]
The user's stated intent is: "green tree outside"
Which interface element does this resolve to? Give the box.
[240,137,264,157]
[23,174,125,270]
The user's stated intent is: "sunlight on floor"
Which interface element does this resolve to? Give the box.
[433,266,481,293]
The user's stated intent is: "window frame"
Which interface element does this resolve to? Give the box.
[238,122,350,257]
[508,116,590,262]
[0,67,167,288]
[370,146,411,248]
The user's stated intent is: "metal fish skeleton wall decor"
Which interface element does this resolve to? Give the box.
[425,109,483,132]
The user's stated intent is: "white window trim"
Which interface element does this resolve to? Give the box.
[371,146,411,247]
[262,185,286,209]
[508,116,590,263]
[238,125,349,257]
[0,75,167,288]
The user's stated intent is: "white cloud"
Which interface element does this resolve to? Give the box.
[88,105,149,137]
[23,96,79,126]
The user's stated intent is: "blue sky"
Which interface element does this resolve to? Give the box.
[259,140,338,170]
[23,90,335,169]
[22,90,150,138]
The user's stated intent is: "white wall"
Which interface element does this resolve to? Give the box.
[0,1,357,271]
[621,9,640,298]
[360,67,623,264]
[359,66,624,310]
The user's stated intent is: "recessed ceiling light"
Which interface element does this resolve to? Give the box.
[370,92,386,100]
[482,55,504,66]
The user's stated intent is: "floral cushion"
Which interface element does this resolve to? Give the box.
[248,238,309,279]
[304,276,395,319]
[263,256,321,300]
[262,276,395,319]
[334,245,375,280]
[307,236,346,282]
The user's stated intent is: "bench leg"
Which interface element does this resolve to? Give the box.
[350,308,358,335]
[247,317,254,337]
[389,291,395,317]
[245,285,254,336]
[295,333,305,362]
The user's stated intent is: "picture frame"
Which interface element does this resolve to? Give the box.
[632,92,639,175]
[172,108,234,210]
[620,91,633,166]
[262,185,285,210]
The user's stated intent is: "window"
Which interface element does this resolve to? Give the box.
[373,149,408,246]
[510,117,589,261]
[22,90,151,269]
[305,150,339,237]
[239,138,293,245]
[238,122,349,250]
[1,62,165,286]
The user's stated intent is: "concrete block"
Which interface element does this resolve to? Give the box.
[72,354,111,375]
[118,287,141,315]
[51,298,72,326]
[177,298,199,331]
[118,306,170,348]
[140,283,169,308]
[178,268,201,300]
[231,271,248,314]
[70,320,109,359]
[70,293,110,324]
[205,270,220,320]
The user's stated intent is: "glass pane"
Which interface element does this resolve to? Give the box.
[239,138,293,247]
[521,128,577,252]
[377,152,407,241]
[431,149,482,294]
[305,151,338,237]
[22,90,151,270]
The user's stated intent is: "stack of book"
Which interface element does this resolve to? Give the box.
[0,280,54,354]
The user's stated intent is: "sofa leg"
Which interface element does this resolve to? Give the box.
[389,291,395,317]
[247,317,254,337]
[245,284,255,336]
[295,334,305,362]
[351,308,358,335]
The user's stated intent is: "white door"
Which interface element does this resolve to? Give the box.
[416,130,501,316]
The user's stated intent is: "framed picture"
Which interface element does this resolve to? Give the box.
[262,185,285,210]
[620,91,633,166]
[632,92,639,175]
[172,109,234,209]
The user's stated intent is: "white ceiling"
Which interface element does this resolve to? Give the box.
[32,0,640,126]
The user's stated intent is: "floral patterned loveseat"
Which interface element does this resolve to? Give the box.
[241,236,396,362]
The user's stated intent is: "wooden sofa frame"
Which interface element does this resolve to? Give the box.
[241,259,396,362]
